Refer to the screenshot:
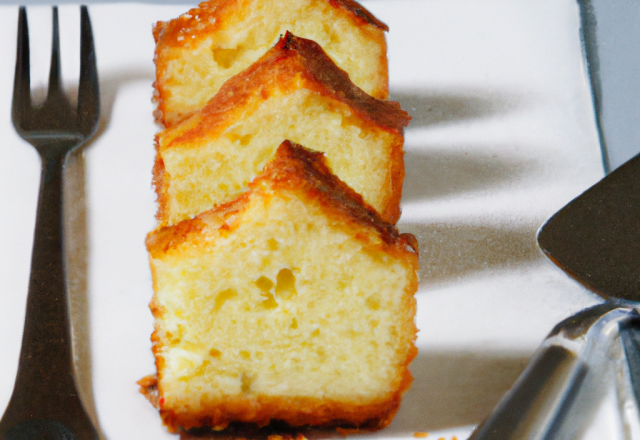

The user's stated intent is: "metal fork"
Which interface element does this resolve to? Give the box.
[0,6,100,440]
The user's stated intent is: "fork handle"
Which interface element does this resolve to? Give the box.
[3,151,84,420]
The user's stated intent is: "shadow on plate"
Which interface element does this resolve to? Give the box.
[399,222,541,290]
[57,69,151,440]
[402,148,540,203]
[378,350,532,436]
[390,89,524,128]
[64,145,105,439]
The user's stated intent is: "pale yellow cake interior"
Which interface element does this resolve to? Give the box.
[159,0,388,124]
[151,192,416,414]
[160,88,398,226]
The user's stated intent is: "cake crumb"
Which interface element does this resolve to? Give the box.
[413,433,429,438]
[137,374,160,409]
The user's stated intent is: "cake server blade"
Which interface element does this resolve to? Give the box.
[537,152,640,301]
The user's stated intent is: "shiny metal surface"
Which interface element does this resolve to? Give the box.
[470,307,640,440]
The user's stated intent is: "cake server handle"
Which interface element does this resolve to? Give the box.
[469,303,628,440]
[468,345,586,440]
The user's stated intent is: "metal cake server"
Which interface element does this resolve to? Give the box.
[469,0,640,438]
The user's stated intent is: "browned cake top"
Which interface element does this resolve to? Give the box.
[161,33,410,151]
[147,141,418,260]
[153,0,388,46]
[323,0,388,30]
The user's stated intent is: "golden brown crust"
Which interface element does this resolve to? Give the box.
[179,425,315,440]
[153,0,386,47]
[255,140,406,249]
[147,141,416,262]
[159,391,405,433]
[152,0,232,47]
[384,137,405,224]
[152,135,169,224]
[154,0,386,48]
[147,191,248,258]
[160,32,409,153]
[180,429,312,440]
[328,0,388,31]
[274,32,405,131]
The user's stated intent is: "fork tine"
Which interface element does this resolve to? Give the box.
[47,7,64,99]
[12,7,31,131]
[77,5,100,136]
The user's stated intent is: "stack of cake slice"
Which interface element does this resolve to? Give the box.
[143,0,419,434]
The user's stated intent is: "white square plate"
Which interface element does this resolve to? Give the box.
[0,1,614,438]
